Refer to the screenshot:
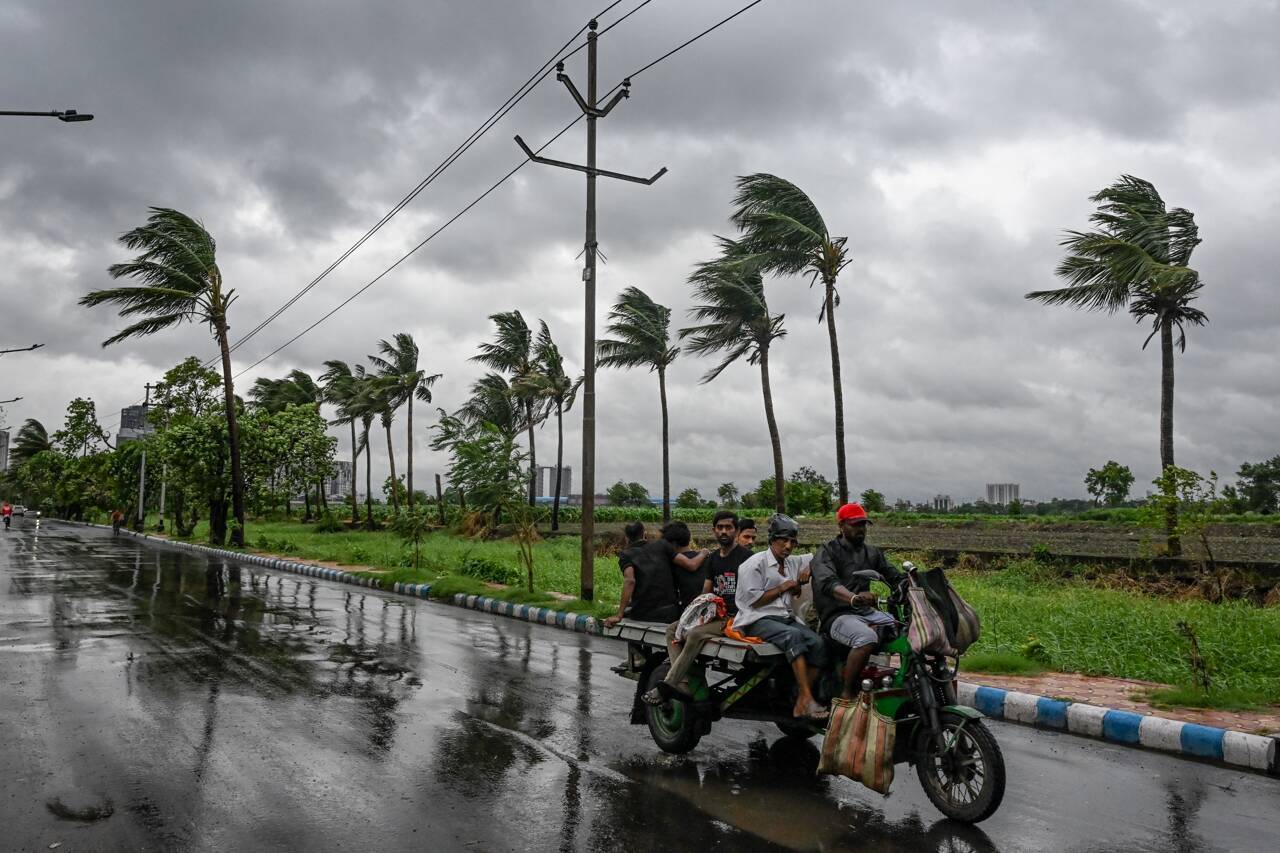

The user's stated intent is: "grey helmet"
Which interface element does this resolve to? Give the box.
[767,513,800,541]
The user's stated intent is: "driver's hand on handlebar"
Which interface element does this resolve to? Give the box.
[855,591,877,606]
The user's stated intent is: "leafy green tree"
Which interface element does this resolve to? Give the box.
[1027,176,1206,555]
[459,373,525,438]
[320,360,362,524]
[429,411,527,526]
[598,287,681,522]
[1007,498,1023,516]
[676,487,703,509]
[514,321,579,531]
[717,482,739,507]
[1227,456,1280,514]
[1139,466,1227,567]
[369,332,441,511]
[606,480,650,507]
[53,398,109,457]
[752,467,834,515]
[81,208,248,545]
[681,247,788,512]
[393,506,435,570]
[859,488,886,513]
[471,311,541,506]
[383,474,408,507]
[1085,461,1136,506]
[729,173,852,504]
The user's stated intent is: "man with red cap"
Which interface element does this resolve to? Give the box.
[811,502,905,700]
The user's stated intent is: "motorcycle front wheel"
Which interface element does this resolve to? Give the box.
[916,711,1006,823]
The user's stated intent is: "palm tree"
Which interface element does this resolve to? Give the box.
[368,374,401,515]
[459,373,525,438]
[471,311,541,505]
[80,208,247,545]
[729,174,853,503]
[349,368,380,529]
[9,418,52,465]
[1026,175,1206,554]
[368,333,441,511]
[320,360,361,524]
[597,287,679,522]
[681,246,789,513]
[514,322,581,530]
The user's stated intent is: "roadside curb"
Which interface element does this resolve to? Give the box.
[77,521,1276,777]
[955,682,1279,777]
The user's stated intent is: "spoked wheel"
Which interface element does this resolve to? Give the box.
[916,711,1006,823]
[644,663,702,754]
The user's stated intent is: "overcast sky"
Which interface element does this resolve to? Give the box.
[1,0,1276,504]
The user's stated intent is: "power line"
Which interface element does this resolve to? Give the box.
[232,0,767,379]
[232,116,585,380]
[211,1,632,367]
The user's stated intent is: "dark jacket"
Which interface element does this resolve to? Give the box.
[619,539,680,622]
[811,536,904,633]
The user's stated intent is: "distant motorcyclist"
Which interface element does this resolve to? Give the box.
[2,501,12,530]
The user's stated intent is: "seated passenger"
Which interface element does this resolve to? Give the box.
[733,514,828,720]
[735,516,758,550]
[645,511,748,705]
[811,503,905,700]
[604,521,703,627]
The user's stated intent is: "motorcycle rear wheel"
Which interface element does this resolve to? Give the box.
[916,712,1005,824]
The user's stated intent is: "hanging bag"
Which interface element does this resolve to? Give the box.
[906,574,957,657]
[915,567,982,654]
[818,693,897,794]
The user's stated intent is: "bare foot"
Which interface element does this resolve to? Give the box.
[793,699,829,720]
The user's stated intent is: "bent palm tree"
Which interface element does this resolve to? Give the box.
[681,247,789,513]
[514,322,581,530]
[321,360,361,524]
[1026,175,1206,555]
[368,374,401,515]
[81,207,246,545]
[349,368,380,529]
[10,418,52,466]
[368,333,441,511]
[471,311,541,505]
[730,174,852,503]
[460,373,525,439]
[597,287,679,522]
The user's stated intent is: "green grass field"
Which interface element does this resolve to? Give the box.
[159,518,1280,709]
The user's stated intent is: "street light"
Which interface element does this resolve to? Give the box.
[0,109,94,122]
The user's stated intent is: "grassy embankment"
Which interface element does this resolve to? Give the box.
[162,518,1280,710]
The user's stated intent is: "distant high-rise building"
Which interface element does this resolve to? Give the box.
[985,483,1020,506]
[0,428,9,473]
[117,404,153,443]
[535,466,572,499]
[327,460,353,500]
[933,494,953,512]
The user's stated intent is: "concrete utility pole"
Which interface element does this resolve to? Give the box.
[135,383,152,533]
[514,18,666,601]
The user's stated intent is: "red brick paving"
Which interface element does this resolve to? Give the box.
[967,670,1280,735]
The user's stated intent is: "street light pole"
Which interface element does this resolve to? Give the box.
[0,109,93,122]
[135,384,153,533]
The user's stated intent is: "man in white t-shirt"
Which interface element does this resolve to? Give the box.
[733,514,828,721]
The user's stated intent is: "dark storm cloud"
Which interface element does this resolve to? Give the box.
[2,0,1277,501]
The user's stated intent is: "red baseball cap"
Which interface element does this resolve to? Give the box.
[837,503,872,523]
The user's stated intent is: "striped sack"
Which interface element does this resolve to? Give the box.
[817,693,896,794]
[906,581,957,657]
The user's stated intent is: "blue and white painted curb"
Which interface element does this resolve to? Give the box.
[78,520,1278,776]
[956,682,1279,776]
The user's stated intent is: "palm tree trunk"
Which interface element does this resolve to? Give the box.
[364,432,374,529]
[1160,318,1181,556]
[384,421,399,514]
[552,398,564,531]
[759,346,786,514]
[406,396,414,511]
[526,401,537,507]
[349,421,359,524]
[214,314,246,546]
[825,279,849,505]
[658,365,671,523]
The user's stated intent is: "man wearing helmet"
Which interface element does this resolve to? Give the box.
[733,514,828,721]
[811,503,905,700]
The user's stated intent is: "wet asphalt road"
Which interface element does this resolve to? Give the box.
[2,521,1276,852]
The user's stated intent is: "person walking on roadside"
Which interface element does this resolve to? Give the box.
[733,514,828,720]
[811,502,905,700]
[110,509,125,536]
[2,501,12,531]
